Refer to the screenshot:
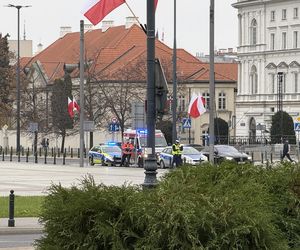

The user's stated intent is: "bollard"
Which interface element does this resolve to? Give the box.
[51,147,54,157]
[35,149,38,164]
[18,150,20,162]
[2,150,4,161]
[54,152,56,165]
[8,190,15,227]
[39,148,42,157]
[44,149,47,164]
[77,148,80,158]
[10,148,12,162]
[261,152,264,163]
[26,151,29,162]
[21,147,24,156]
[63,152,66,165]
[251,152,254,162]
[71,148,73,158]
[270,152,273,163]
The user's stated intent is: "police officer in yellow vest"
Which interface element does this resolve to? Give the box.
[172,139,183,167]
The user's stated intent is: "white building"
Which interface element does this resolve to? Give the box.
[233,0,300,138]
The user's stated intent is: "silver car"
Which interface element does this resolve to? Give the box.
[158,146,208,168]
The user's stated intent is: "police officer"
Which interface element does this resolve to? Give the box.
[172,139,183,167]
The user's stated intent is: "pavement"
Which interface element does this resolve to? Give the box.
[0,217,42,235]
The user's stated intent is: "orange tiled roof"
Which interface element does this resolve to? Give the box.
[23,24,237,84]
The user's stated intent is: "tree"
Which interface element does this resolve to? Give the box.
[51,77,73,152]
[270,111,295,144]
[0,34,14,127]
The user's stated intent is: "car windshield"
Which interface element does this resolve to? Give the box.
[102,146,121,153]
[216,145,239,153]
[140,136,168,147]
[183,147,201,155]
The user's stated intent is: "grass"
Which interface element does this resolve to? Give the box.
[0,196,44,218]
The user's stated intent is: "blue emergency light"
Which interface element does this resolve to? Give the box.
[107,142,117,146]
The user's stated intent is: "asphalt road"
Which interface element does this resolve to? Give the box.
[0,233,41,249]
[0,161,168,196]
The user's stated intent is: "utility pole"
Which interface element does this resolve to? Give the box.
[209,0,215,164]
[79,20,85,167]
[143,0,157,188]
[172,0,177,143]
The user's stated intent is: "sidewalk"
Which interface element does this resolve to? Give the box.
[0,217,42,235]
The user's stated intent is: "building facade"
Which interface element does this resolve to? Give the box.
[233,0,300,138]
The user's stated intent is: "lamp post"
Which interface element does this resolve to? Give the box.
[6,4,31,154]
[172,0,177,143]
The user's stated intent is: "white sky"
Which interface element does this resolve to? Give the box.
[1,0,238,56]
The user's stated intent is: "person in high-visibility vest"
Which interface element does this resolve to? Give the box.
[120,140,134,167]
[172,139,183,167]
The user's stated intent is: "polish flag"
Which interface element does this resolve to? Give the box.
[188,94,206,118]
[83,0,126,26]
[68,97,80,118]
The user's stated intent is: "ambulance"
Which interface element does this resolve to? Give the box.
[123,129,168,167]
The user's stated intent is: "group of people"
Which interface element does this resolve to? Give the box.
[119,138,184,168]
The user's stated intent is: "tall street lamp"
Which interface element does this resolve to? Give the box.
[5,4,31,154]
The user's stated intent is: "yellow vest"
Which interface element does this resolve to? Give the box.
[172,144,182,155]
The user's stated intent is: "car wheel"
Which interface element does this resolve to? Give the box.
[89,157,95,166]
[101,158,106,166]
[138,157,143,168]
[160,160,166,169]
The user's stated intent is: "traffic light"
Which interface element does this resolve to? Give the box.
[154,58,169,116]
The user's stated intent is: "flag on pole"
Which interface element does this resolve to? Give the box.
[68,97,80,118]
[188,94,206,118]
[83,0,126,25]
[155,0,158,9]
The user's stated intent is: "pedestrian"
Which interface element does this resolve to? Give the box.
[120,139,134,167]
[281,139,294,162]
[172,139,183,168]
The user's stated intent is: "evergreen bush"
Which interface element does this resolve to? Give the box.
[36,163,300,250]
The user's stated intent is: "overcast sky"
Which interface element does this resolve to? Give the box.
[1,0,238,56]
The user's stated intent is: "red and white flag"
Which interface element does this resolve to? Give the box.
[188,94,206,118]
[68,97,80,118]
[83,0,126,26]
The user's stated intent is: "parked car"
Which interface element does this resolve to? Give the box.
[201,145,252,163]
[88,143,122,166]
[158,146,208,168]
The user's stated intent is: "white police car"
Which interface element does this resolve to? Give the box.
[158,146,208,168]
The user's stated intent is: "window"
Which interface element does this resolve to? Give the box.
[218,92,226,110]
[270,74,276,93]
[250,65,258,94]
[270,33,275,50]
[271,10,275,21]
[294,8,299,19]
[282,9,287,20]
[294,73,299,92]
[178,95,186,112]
[250,19,257,45]
[294,31,298,48]
[202,92,210,109]
[282,32,287,49]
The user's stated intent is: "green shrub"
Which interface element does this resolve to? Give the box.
[36,163,300,250]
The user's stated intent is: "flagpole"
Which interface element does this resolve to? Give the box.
[79,20,85,168]
[124,1,143,27]
[209,0,215,164]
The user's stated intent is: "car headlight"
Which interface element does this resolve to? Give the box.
[185,157,194,164]
[225,156,233,160]
[247,156,252,160]
[144,154,148,158]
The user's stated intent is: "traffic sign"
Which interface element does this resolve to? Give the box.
[83,120,95,131]
[111,117,118,123]
[109,123,120,132]
[28,122,38,133]
[294,122,300,131]
[182,118,191,128]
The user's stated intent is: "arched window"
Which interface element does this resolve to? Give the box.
[218,92,226,110]
[250,19,257,45]
[250,65,258,94]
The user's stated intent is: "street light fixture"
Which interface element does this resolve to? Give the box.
[5,4,31,155]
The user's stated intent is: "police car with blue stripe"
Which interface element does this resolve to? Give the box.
[88,143,122,166]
